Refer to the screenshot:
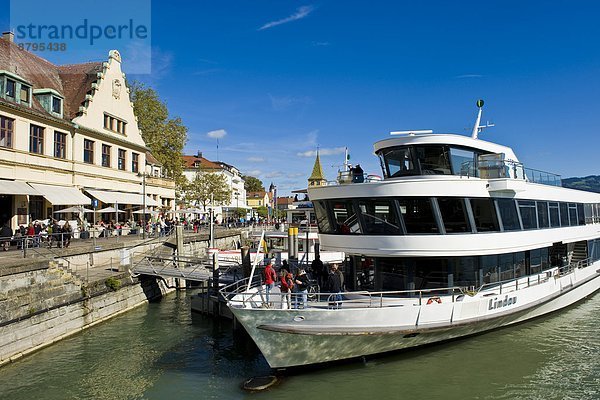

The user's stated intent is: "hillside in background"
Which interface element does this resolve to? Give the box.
[562,175,600,193]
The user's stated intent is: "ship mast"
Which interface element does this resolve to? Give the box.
[471,99,494,139]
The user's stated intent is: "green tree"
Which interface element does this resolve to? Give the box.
[243,175,264,192]
[256,206,269,218]
[184,172,231,210]
[130,82,188,183]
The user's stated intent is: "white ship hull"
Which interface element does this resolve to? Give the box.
[228,264,600,368]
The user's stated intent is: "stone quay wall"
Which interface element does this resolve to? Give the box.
[0,230,242,367]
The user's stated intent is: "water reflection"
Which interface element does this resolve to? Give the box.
[0,291,598,400]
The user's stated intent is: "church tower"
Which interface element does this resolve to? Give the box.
[308,150,327,187]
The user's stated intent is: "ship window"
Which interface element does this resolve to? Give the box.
[559,202,569,226]
[331,200,361,234]
[577,203,585,225]
[499,253,515,281]
[398,198,438,234]
[449,256,479,287]
[358,198,402,235]
[469,198,500,232]
[314,200,333,233]
[537,201,549,228]
[354,256,376,291]
[450,148,476,175]
[530,248,542,274]
[568,203,578,226]
[414,145,451,175]
[381,147,417,177]
[481,255,499,284]
[496,199,521,231]
[549,202,560,227]
[518,200,537,230]
[438,197,470,233]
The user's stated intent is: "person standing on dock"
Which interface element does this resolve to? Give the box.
[280,269,294,309]
[293,269,309,309]
[327,263,343,309]
[263,261,277,306]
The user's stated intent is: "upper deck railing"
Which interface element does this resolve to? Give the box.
[460,159,562,186]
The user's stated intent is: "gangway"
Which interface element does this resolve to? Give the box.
[131,255,240,282]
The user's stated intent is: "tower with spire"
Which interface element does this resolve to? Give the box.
[308,150,327,187]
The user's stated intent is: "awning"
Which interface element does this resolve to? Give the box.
[0,180,38,195]
[85,189,161,207]
[29,183,91,205]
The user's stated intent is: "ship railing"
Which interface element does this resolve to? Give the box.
[221,256,597,309]
[460,160,561,187]
[220,283,470,309]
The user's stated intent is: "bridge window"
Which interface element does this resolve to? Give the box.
[568,203,578,226]
[414,145,451,175]
[380,147,417,177]
[450,148,476,175]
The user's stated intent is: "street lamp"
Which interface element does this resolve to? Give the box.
[138,172,147,239]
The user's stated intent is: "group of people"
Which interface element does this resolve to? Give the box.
[262,256,345,309]
[0,220,73,250]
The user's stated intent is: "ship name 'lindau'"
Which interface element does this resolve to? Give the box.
[220,100,600,369]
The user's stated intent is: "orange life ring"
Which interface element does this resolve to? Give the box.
[426,296,442,305]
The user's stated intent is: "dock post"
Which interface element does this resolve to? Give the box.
[241,246,251,278]
[287,227,294,260]
[212,251,220,316]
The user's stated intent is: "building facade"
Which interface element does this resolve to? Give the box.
[0,32,175,229]
[181,152,248,220]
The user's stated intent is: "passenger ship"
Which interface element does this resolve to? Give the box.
[221,101,600,369]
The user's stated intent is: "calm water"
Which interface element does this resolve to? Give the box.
[0,290,599,400]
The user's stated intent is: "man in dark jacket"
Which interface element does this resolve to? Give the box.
[327,264,343,309]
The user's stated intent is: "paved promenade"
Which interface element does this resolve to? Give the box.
[0,228,219,282]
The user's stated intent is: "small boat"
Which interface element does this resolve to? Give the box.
[221,101,600,369]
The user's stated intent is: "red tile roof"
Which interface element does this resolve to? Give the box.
[0,37,102,120]
[182,155,221,170]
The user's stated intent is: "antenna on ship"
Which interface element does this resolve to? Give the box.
[471,99,495,139]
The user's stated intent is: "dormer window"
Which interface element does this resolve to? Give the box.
[20,84,30,104]
[5,79,15,98]
[52,96,62,114]
[33,89,64,117]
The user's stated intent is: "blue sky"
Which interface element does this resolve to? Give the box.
[2,1,600,195]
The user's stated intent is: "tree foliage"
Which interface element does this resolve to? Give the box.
[243,175,264,192]
[130,82,187,184]
[184,172,231,210]
[256,206,269,218]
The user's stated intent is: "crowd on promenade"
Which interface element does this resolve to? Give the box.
[0,214,284,253]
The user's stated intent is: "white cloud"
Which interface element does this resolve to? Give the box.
[306,129,318,146]
[244,169,262,176]
[258,5,315,31]
[269,94,312,111]
[248,156,265,162]
[296,147,346,157]
[454,74,483,79]
[312,41,330,46]
[265,171,284,179]
[287,172,305,178]
[207,129,227,139]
